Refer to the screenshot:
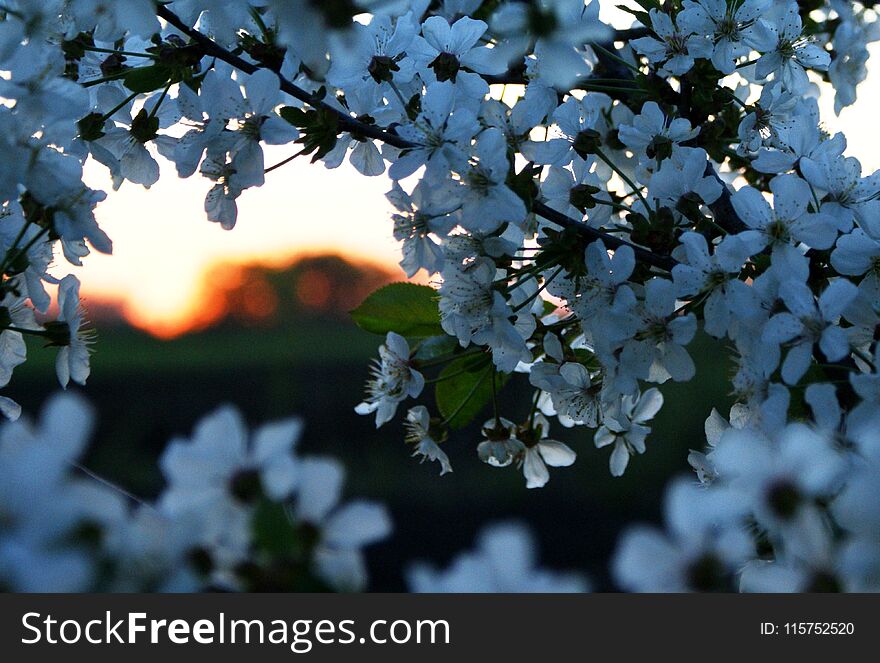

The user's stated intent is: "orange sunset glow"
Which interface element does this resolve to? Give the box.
[77,145,406,337]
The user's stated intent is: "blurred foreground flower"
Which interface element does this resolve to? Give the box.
[0,393,391,592]
[407,522,590,593]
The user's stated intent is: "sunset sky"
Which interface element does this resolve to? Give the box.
[70,16,880,337]
[79,152,403,335]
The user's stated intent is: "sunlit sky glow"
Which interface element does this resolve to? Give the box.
[79,152,403,335]
[68,10,880,337]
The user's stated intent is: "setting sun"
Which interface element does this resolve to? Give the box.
[76,145,403,336]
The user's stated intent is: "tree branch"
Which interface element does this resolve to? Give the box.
[156,4,415,150]
[704,163,748,234]
[156,5,677,272]
[533,201,678,271]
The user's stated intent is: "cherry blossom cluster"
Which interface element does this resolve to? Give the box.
[614,398,880,591]
[1,1,880,591]
[0,393,390,592]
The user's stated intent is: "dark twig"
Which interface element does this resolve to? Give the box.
[703,163,748,234]
[156,4,414,149]
[156,4,678,272]
[533,202,677,271]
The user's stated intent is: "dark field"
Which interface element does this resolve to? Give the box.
[8,318,733,591]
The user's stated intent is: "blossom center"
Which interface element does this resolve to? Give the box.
[430,52,461,83]
[766,480,802,520]
[368,55,400,83]
[687,553,727,592]
[230,469,263,503]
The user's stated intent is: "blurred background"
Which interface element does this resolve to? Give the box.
[6,248,736,590]
[4,7,879,589]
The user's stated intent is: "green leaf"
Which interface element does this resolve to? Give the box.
[435,357,507,429]
[351,283,443,337]
[414,335,459,362]
[572,349,602,372]
[123,64,171,93]
[252,500,297,557]
[616,4,652,26]
[629,0,661,11]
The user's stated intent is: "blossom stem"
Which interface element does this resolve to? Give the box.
[388,80,409,111]
[100,91,140,123]
[1,227,49,276]
[81,46,157,59]
[1,326,50,337]
[718,86,748,109]
[0,217,34,275]
[527,389,541,428]
[583,78,643,85]
[808,183,823,212]
[498,263,546,287]
[265,148,308,174]
[491,370,500,427]
[543,317,580,333]
[579,83,647,95]
[590,42,641,75]
[248,7,272,42]
[81,70,131,88]
[703,217,729,236]
[147,83,173,120]
[591,197,636,214]
[594,147,651,213]
[512,266,563,313]
[71,462,151,508]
